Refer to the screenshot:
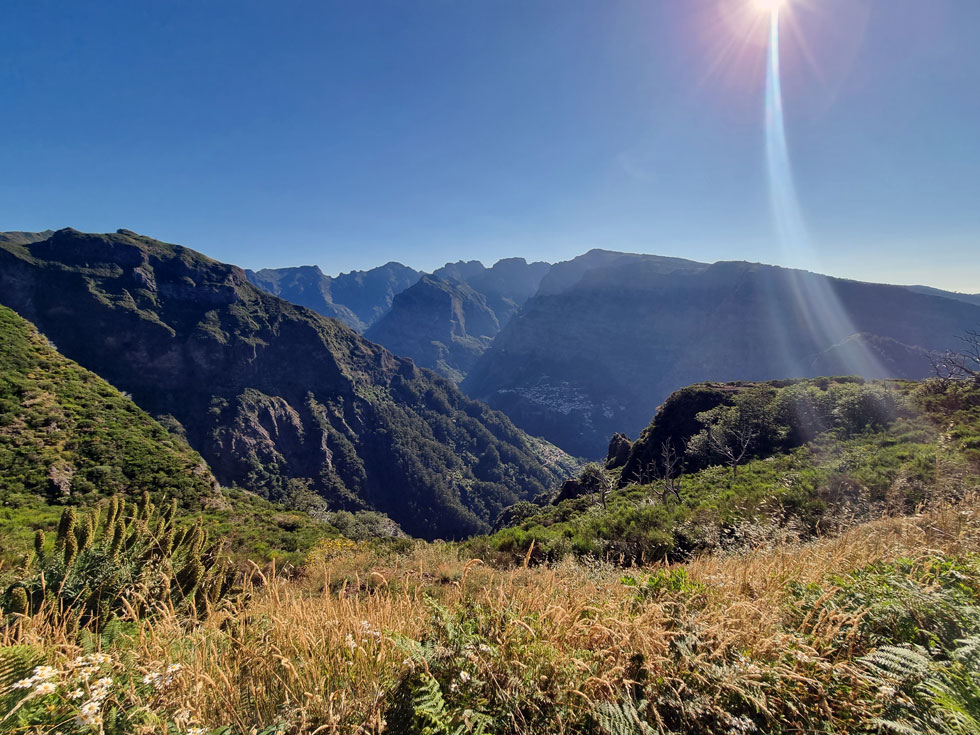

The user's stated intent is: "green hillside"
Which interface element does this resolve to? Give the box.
[0,229,575,539]
[475,376,980,563]
[0,304,353,565]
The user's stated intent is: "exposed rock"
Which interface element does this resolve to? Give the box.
[47,462,76,497]
[605,433,632,470]
[0,229,572,540]
[552,479,590,504]
[365,276,500,382]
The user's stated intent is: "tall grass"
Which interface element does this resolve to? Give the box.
[3,493,980,734]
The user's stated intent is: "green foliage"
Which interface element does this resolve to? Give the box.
[864,637,980,735]
[595,693,657,735]
[0,305,218,563]
[622,567,707,601]
[2,497,236,627]
[477,378,966,565]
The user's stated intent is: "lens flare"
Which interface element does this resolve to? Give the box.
[753,0,787,13]
[762,9,888,378]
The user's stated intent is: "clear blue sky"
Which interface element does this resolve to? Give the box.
[2,0,978,290]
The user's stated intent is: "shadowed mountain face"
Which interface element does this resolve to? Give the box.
[434,257,551,326]
[367,259,553,382]
[907,285,980,308]
[366,276,500,383]
[250,256,552,382]
[0,229,573,539]
[245,262,422,333]
[463,258,980,457]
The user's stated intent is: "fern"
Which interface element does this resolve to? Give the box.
[596,693,657,735]
[865,645,932,682]
[412,674,452,735]
[0,646,42,690]
[864,636,980,735]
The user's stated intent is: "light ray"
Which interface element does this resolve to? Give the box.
[762,7,889,378]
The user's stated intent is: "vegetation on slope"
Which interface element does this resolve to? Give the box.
[0,375,978,732]
[0,303,381,566]
[2,493,980,734]
[475,377,980,564]
[0,229,575,539]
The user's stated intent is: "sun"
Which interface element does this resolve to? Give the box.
[752,0,787,12]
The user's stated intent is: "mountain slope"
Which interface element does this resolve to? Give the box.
[906,285,980,308]
[0,303,349,563]
[434,257,551,326]
[244,265,361,328]
[245,262,422,332]
[366,275,501,382]
[464,257,980,456]
[0,229,573,539]
[478,376,980,564]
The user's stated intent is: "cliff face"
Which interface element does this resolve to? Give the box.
[363,259,552,382]
[0,229,573,539]
[433,257,551,326]
[366,276,500,383]
[245,262,422,332]
[464,258,980,457]
[248,257,552,382]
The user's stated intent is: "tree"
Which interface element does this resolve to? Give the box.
[654,440,682,504]
[579,462,612,508]
[932,326,980,386]
[689,405,758,481]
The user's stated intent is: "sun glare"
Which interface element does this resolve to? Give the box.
[753,0,787,12]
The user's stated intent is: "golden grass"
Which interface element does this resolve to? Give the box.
[4,494,980,734]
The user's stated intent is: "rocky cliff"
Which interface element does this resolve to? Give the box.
[0,229,573,538]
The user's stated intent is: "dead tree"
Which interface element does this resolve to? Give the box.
[706,417,757,482]
[654,440,683,504]
[934,327,980,385]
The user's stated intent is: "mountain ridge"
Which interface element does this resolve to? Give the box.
[0,228,574,539]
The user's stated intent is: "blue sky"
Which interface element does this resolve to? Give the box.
[2,0,978,291]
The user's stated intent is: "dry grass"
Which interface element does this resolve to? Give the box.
[4,494,980,734]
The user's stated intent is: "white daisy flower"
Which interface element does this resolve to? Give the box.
[33,665,58,681]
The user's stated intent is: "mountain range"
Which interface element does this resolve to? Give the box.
[0,229,574,539]
[247,249,980,457]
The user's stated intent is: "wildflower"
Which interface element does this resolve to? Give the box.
[34,681,57,696]
[33,665,58,681]
[166,663,183,674]
[458,671,471,684]
[450,682,459,693]
[80,701,101,717]
[93,677,112,689]
[76,711,103,728]
[12,678,34,689]
[142,672,161,685]
[345,634,358,650]
[70,688,85,699]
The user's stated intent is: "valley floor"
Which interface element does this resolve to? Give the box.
[4,491,980,734]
